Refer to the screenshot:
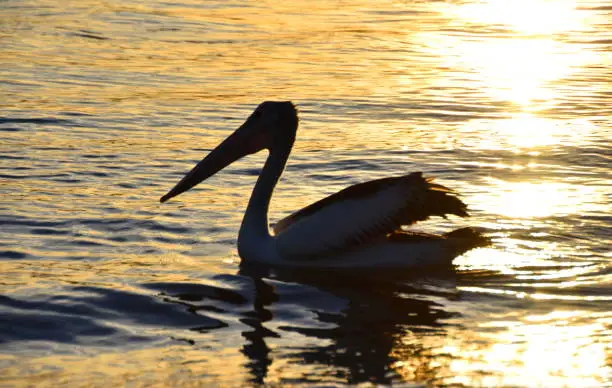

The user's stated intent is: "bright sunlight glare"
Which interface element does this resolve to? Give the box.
[451,0,586,35]
[472,180,599,218]
[417,0,596,108]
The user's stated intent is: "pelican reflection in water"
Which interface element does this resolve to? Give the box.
[161,101,489,268]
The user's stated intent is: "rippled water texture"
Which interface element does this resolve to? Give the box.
[1,0,611,386]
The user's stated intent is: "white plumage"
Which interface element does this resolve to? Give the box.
[275,182,408,258]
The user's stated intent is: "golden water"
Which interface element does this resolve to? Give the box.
[1,0,610,386]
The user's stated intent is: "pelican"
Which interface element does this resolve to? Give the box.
[160,101,489,268]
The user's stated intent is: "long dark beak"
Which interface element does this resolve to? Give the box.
[160,122,266,203]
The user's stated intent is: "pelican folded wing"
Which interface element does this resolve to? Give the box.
[274,172,468,260]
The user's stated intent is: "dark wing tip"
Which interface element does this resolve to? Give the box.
[396,173,471,224]
[421,175,469,217]
[433,190,470,218]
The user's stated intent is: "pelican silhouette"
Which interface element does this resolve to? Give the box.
[161,101,489,268]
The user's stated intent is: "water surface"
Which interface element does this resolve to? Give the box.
[1,0,611,386]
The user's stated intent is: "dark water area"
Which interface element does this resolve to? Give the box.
[1,0,611,386]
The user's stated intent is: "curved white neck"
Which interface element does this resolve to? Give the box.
[237,145,291,260]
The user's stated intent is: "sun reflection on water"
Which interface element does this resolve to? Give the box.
[472,179,599,218]
[415,33,596,109]
[416,0,597,110]
[391,309,609,386]
[470,310,609,386]
[451,0,587,35]
[487,114,592,148]
[455,114,597,151]
[394,4,610,384]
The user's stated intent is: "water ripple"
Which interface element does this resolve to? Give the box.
[1,0,610,385]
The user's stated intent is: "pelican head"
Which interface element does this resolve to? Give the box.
[160,101,298,203]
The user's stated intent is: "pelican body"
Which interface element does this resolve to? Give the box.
[160,101,489,269]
